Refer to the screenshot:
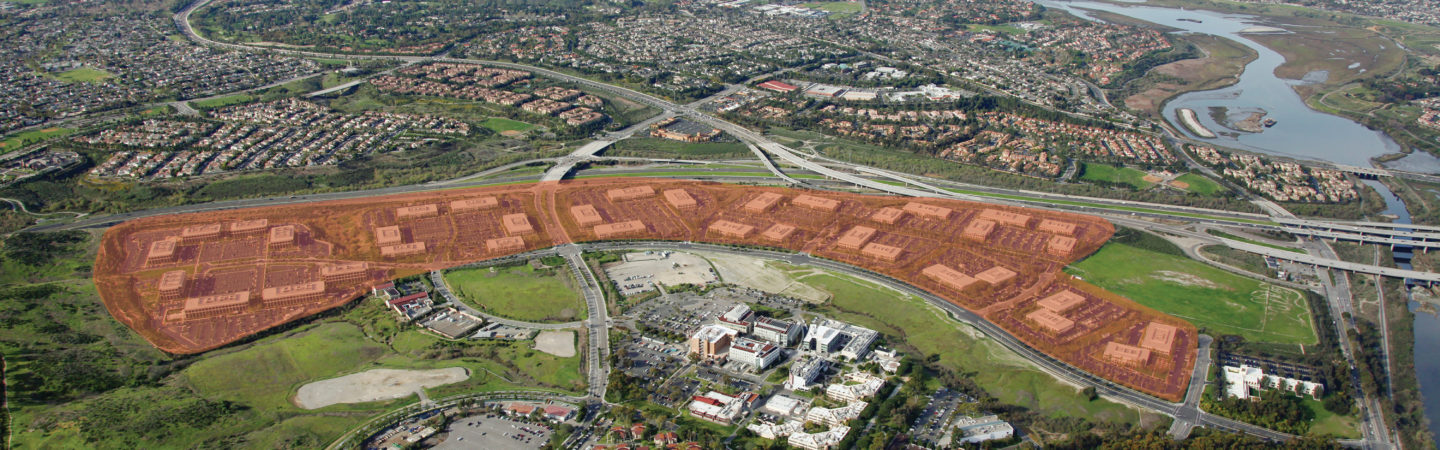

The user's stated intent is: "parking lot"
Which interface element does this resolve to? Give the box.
[604,251,719,296]
[433,416,551,450]
[912,387,976,446]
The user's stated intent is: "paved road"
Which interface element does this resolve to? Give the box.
[560,245,611,401]
[1168,334,1213,439]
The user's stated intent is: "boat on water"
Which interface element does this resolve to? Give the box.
[1263,118,1277,127]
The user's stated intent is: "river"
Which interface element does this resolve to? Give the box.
[1038,0,1440,442]
[1040,0,1440,173]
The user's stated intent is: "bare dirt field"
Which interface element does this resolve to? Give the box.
[295,367,468,409]
[533,330,576,357]
[699,251,830,303]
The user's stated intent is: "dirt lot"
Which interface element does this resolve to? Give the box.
[532,330,576,357]
[699,251,830,303]
[294,367,468,409]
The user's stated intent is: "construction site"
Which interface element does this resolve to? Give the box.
[94,178,1197,401]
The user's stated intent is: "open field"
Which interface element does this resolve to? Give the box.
[803,270,1159,424]
[801,1,863,17]
[533,330,576,357]
[51,66,114,83]
[445,264,585,323]
[1205,228,1302,253]
[482,117,537,133]
[0,127,73,150]
[1067,242,1316,345]
[1305,396,1362,439]
[191,93,255,110]
[1080,163,1154,190]
[94,178,1195,400]
[1175,173,1225,195]
[295,367,469,409]
[1248,27,1405,97]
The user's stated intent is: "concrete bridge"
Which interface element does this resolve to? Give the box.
[1220,239,1440,284]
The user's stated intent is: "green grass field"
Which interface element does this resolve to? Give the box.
[52,66,114,83]
[793,268,1157,425]
[482,117,537,133]
[1175,173,1225,195]
[191,93,255,110]
[801,1,863,16]
[1206,229,1303,253]
[445,264,586,322]
[0,127,73,150]
[1304,396,1362,438]
[1081,163,1155,190]
[1067,242,1317,345]
[968,23,1027,35]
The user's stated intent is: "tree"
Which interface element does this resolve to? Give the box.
[1081,386,1098,401]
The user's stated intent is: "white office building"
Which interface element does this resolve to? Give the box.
[729,337,781,372]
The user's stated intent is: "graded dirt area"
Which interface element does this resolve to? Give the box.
[294,367,468,409]
[532,331,576,357]
[95,178,1197,401]
[700,251,830,303]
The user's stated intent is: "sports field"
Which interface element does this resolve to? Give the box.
[190,93,255,110]
[791,267,1159,425]
[444,264,586,322]
[1176,173,1225,195]
[52,66,114,83]
[1081,163,1154,190]
[1067,243,1317,345]
[0,127,72,150]
[801,1,863,16]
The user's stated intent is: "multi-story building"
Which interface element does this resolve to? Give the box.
[729,337,780,372]
[752,316,803,347]
[689,324,738,361]
[786,357,827,390]
[717,304,754,333]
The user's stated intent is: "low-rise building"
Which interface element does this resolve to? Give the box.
[952,415,1014,444]
[752,316,802,346]
[825,372,885,403]
[729,337,780,372]
[687,390,757,425]
[787,357,827,390]
[717,304,754,333]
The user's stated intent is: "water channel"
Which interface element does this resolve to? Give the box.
[1038,0,1440,442]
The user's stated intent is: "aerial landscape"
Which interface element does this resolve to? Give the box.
[11,0,1440,448]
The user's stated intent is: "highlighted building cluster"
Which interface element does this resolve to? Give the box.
[95,178,1197,401]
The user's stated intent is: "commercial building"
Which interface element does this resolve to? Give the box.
[729,337,780,372]
[952,415,1014,444]
[752,316,803,346]
[1102,342,1151,367]
[180,223,222,244]
[268,225,295,249]
[870,207,905,224]
[1038,219,1077,235]
[607,185,656,201]
[229,218,269,236]
[757,80,799,92]
[571,204,605,226]
[1223,365,1324,400]
[792,194,839,212]
[1037,290,1086,313]
[803,319,876,360]
[688,390,757,425]
[689,324,738,361]
[836,226,876,251]
[742,192,784,213]
[903,202,952,220]
[1027,308,1075,334]
[663,189,698,210]
[182,291,252,320]
[387,292,433,320]
[804,402,866,427]
[502,213,535,235]
[825,372,884,403]
[146,237,179,266]
[158,270,186,300]
[962,219,996,241]
[759,394,808,418]
[450,196,498,213]
[380,242,426,257]
[486,236,525,253]
[787,357,828,390]
[762,223,797,241]
[717,304,754,333]
[788,424,850,450]
[978,208,1031,227]
[261,281,326,308]
[595,220,647,239]
[708,220,755,239]
[923,264,978,292]
[1140,322,1179,353]
[395,204,439,221]
[975,266,1017,285]
[374,226,403,246]
[860,243,902,262]
[1047,235,1078,256]
[320,262,368,283]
